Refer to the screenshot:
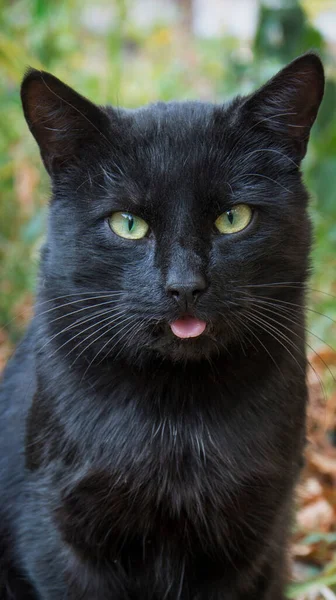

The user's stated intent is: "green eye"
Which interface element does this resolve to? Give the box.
[215,204,253,234]
[109,212,149,240]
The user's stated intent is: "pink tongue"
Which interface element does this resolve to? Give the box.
[170,317,207,339]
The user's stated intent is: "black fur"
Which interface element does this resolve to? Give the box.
[0,54,324,599]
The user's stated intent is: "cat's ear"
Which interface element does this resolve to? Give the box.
[242,53,324,161]
[21,68,112,175]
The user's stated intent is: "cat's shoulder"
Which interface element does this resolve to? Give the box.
[1,323,36,413]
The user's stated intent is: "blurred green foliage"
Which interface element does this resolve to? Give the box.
[0,0,336,594]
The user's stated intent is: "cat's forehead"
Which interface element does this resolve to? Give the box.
[122,100,219,132]
[103,104,217,205]
[92,99,252,219]
[107,100,237,189]
[114,100,235,151]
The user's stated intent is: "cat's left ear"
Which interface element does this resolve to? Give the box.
[21,68,114,176]
[242,53,324,161]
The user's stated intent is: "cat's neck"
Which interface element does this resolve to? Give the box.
[36,335,303,415]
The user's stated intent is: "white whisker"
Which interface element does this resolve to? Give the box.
[71,313,136,369]
[80,315,141,378]
[47,308,128,359]
[48,298,124,324]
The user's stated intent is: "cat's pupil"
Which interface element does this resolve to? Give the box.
[227,210,234,224]
[126,215,134,232]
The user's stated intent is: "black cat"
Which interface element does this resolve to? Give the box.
[0,53,324,599]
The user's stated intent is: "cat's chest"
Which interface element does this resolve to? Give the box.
[54,416,280,567]
[56,439,231,565]
[30,376,299,566]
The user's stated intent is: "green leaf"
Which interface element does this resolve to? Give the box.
[287,571,336,598]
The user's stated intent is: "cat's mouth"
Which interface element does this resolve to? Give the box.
[148,316,216,361]
[169,316,207,339]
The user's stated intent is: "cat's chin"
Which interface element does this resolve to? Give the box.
[149,337,216,362]
[139,324,224,363]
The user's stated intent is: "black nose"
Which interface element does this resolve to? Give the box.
[166,276,208,311]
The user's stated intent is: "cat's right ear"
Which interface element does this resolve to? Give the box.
[21,68,113,176]
[240,53,324,162]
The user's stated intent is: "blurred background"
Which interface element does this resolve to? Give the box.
[0,0,335,597]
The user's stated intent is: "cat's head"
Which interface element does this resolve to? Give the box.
[21,54,324,365]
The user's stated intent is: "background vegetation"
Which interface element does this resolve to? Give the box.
[0,0,335,597]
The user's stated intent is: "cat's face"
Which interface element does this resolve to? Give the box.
[21,55,324,364]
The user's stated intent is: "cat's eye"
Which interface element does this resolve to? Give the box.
[108,212,149,240]
[215,204,253,234]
